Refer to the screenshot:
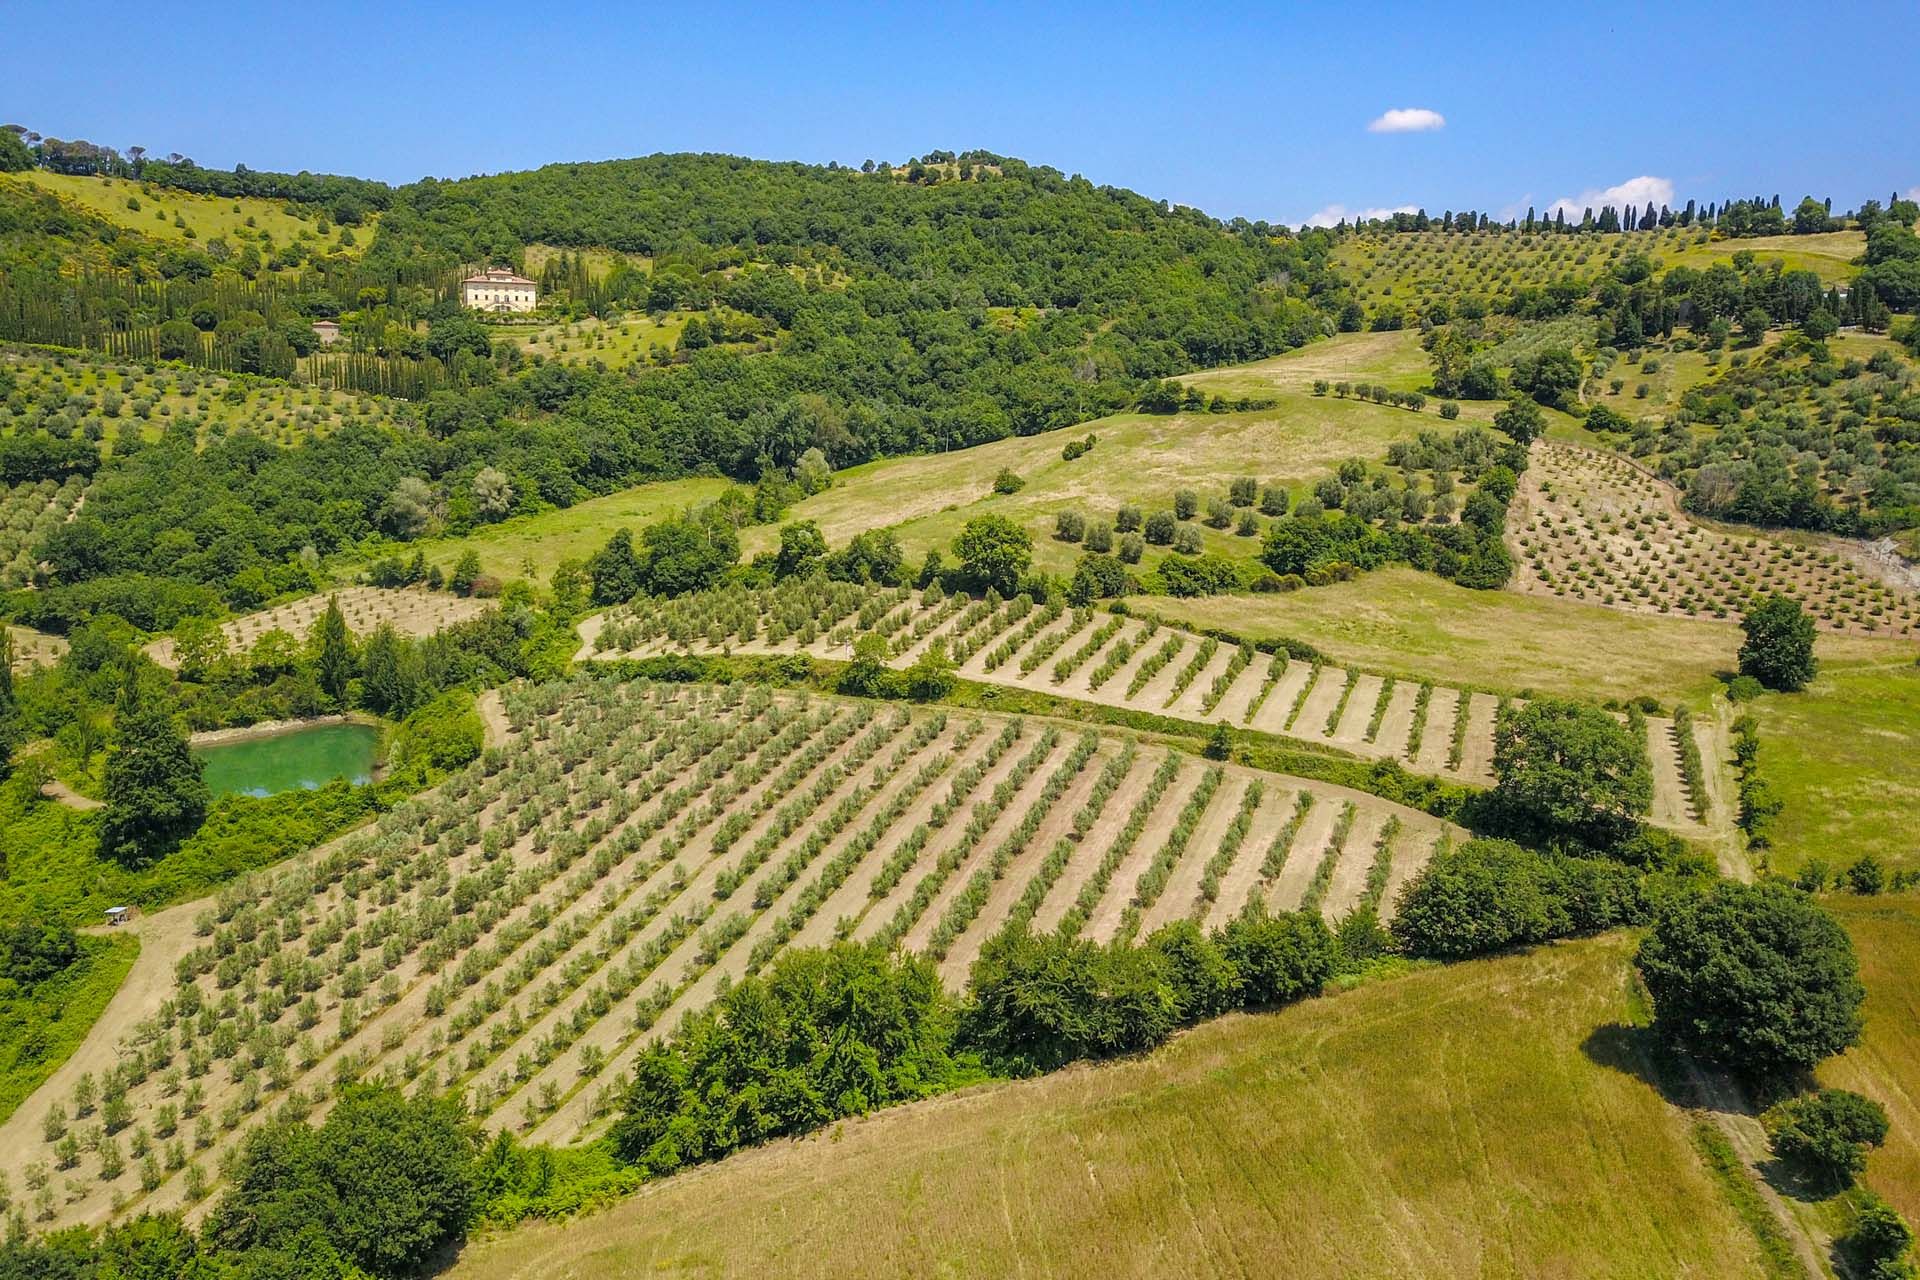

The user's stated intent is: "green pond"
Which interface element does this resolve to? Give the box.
[194,722,380,798]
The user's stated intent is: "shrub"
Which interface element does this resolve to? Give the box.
[1054,510,1086,542]
[992,468,1025,495]
[1228,476,1258,507]
[1083,520,1113,554]
[1843,1193,1914,1279]
[1636,881,1863,1077]
[1144,921,1236,1020]
[1117,533,1144,564]
[1143,511,1177,545]
[1204,497,1234,528]
[1114,504,1142,532]
[1846,854,1887,895]
[1395,840,1567,959]
[204,1086,479,1278]
[1258,486,1289,516]
[1218,908,1335,1006]
[1765,1089,1889,1186]
[1170,525,1204,555]
[1173,489,1198,520]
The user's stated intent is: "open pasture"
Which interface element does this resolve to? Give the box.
[1510,441,1918,636]
[10,624,69,673]
[3,171,368,258]
[144,587,490,667]
[444,932,1766,1280]
[586,580,1721,835]
[2,347,408,449]
[0,676,1453,1228]
[405,475,737,585]
[739,399,1454,575]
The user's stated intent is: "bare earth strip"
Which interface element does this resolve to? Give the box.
[851,734,1039,945]
[1332,674,1384,747]
[1381,827,1444,921]
[936,747,1116,986]
[1412,688,1461,775]
[1028,754,1154,934]
[1373,680,1420,757]
[1085,763,1203,943]
[789,725,1001,949]
[1215,655,1273,723]
[1268,800,1340,912]
[1141,774,1251,934]
[901,737,1077,954]
[1166,646,1238,719]
[1646,718,1693,829]
[1249,660,1314,735]
[1321,808,1390,921]
[1202,785,1290,931]
[1293,666,1350,745]
[1457,694,1500,784]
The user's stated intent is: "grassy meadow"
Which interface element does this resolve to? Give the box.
[399,476,737,583]
[446,933,1765,1280]
[1750,657,1920,876]
[4,170,367,256]
[1824,896,1920,1224]
[741,396,1459,575]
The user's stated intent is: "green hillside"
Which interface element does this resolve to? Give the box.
[446,934,1765,1280]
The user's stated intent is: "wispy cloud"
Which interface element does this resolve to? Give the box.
[1302,203,1418,228]
[1367,107,1445,134]
[1907,186,1920,202]
[1545,175,1675,218]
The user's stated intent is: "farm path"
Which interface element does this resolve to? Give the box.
[1685,1061,1834,1279]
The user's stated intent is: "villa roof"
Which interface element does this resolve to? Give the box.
[462,268,536,286]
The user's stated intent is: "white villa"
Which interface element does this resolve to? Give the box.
[461,267,538,313]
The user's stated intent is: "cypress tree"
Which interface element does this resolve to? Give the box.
[313,595,356,707]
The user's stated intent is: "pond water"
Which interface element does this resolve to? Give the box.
[194,723,380,798]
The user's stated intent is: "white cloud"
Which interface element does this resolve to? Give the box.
[1907,186,1920,202]
[1301,203,1419,228]
[1367,107,1446,134]
[1545,175,1676,218]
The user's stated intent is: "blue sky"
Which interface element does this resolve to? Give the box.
[7,0,1918,226]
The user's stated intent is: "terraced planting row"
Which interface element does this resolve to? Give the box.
[1510,441,1917,636]
[583,581,1720,832]
[146,586,492,667]
[1,677,1452,1230]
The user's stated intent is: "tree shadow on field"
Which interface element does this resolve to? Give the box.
[1579,1022,1698,1109]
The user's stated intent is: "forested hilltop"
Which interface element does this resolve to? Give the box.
[0,142,1337,621]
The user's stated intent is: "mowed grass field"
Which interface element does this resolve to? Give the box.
[4,170,367,256]
[1663,229,1866,286]
[1751,658,1920,875]
[446,933,1764,1280]
[741,396,1455,575]
[400,476,737,583]
[1824,896,1920,1225]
